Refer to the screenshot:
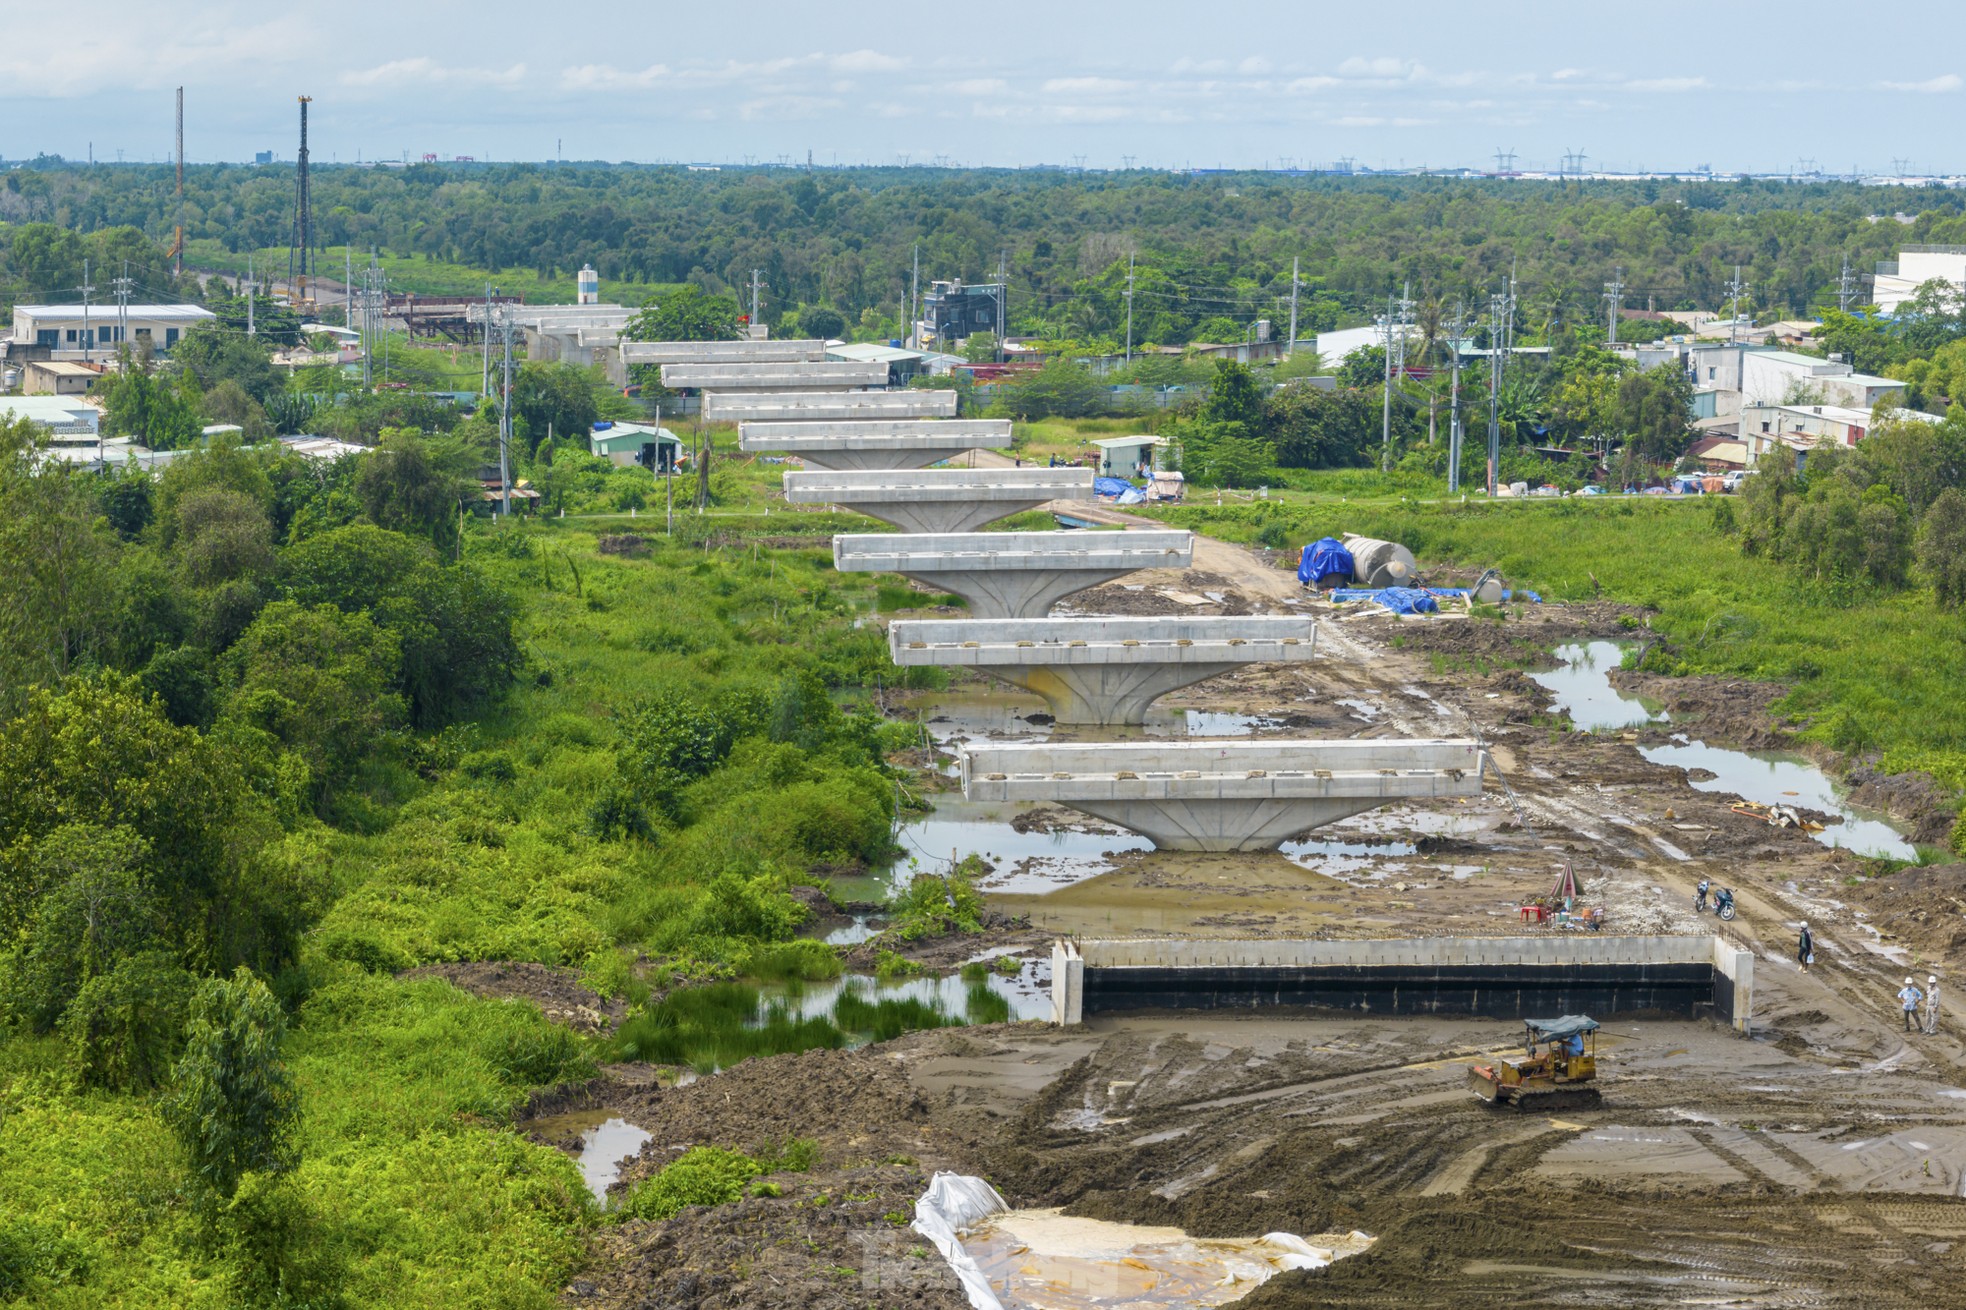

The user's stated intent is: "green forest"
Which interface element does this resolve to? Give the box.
[9,163,1966,343]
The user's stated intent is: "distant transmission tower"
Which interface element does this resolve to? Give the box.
[287,96,314,308]
[1493,147,1517,175]
[1837,254,1857,313]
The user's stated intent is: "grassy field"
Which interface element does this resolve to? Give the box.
[1142,495,1966,791]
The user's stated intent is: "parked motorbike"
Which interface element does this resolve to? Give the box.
[1713,888,1736,921]
[1694,879,1711,913]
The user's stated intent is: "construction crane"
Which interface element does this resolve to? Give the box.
[287,95,315,312]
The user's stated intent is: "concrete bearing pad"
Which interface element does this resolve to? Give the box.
[833,530,1193,619]
[784,467,1093,533]
[888,616,1317,724]
[740,419,1013,471]
[704,390,959,423]
[962,738,1484,851]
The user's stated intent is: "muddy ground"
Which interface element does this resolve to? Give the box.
[547,527,1966,1308]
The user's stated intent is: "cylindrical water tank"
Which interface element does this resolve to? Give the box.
[577,264,600,306]
[1343,535,1418,588]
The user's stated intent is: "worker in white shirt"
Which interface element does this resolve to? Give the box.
[1926,975,1942,1035]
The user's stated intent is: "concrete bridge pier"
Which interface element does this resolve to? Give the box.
[783,467,1093,533]
[962,739,1485,852]
[834,530,1193,619]
[887,617,1317,725]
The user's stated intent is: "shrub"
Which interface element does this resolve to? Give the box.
[618,1146,763,1220]
[60,949,196,1091]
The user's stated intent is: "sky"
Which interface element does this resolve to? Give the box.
[5,1,1965,175]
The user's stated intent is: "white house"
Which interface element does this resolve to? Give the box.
[11,303,215,357]
[1869,246,1966,315]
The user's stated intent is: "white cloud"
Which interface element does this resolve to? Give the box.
[342,58,526,89]
[1882,73,1962,93]
[560,63,669,90]
[1551,67,1587,81]
[1285,76,1341,94]
[948,78,1009,96]
[1337,56,1422,80]
[1239,56,1272,75]
[1622,76,1707,93]
[1041,76,1136,95]
[830,49,907,73]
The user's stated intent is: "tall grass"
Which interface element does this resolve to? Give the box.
[1148,497,1966,781]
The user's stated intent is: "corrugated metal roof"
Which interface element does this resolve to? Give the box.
[14,304,216,323]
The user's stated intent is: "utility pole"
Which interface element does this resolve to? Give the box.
[1124,252,1135,364]
[245,255,254,336]
[1726,265,1747,342]
[80,260,95,362]
[1286,255,1300,358]
[749,268,761,335]
[498,304,514,515]
[1604,265,1625,345]
[996,249,1007,364]
[345,248,353,329]
[173,88,185,280]
[1380,293,1395,472]
[113,262,132,355]
[481,283,493,398]
[1487,290,1507,496]
[1447,304,1465,494]
[909,243,920,349]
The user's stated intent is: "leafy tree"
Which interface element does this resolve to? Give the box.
[161,967,301,1209]
[98,354,203,450]
[174,487,275,588]
[622,285,741,342]
[0,417,116,706]
[172,323,281,405]
[96,470,154,538]
[0,823,158,1032]
[61,948,196,1091]
[1004,358,1105,419]
[223,601,405,802]
[1337,345,1386,391]
[1201,360,1264,430]
[962,331,999,363]
[1919,487,1966,608]
[511,362,599,453]
[799,305,846,340]
[0,675,254,954]
[1615,367,1694,463]
[355,429,474,550]
[201,379,271,442]
[1268,384,1378,468]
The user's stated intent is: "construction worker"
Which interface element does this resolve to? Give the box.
[1797,922,1813,970]
[1927,976,1942,1035]
[1898,977,1925,1032]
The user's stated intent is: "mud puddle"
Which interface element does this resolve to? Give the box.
[833,798,1155,903]
[528,1110,652,1205]
[1538,643,1916,860]
[1531,640,1663,730]
[1641,738,1917,861]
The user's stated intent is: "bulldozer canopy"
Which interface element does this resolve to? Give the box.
[1525,1016,1599,1040]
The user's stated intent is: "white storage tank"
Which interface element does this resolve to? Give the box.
[576,264,600,305]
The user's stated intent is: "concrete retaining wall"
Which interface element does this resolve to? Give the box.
[1052,936,1751,1031]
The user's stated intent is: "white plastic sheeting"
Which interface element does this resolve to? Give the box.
[912,1172,1009,1310]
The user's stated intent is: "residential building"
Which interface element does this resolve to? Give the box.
[1739,403,1942,460]
[1870,245,1966,314]
[23,360,104,395]
[919,279,1001,349]
[589,420,683,471]
[10,303,215,356]
[824,341,941,385]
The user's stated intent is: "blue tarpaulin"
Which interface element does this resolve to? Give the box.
[1093,477,1135,498]
[1329,586,1440,615]
[1297,537,1355,586]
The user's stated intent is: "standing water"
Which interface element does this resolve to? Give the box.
[1534,642,1916,860]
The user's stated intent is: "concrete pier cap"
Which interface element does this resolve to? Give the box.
[833,529,1193,619]
[739,419,1013,471]
[660,361,889,393]
[888,616,1318,725]
[783,467,1093,533]
[703,390,959,423]
[962,738,1485,851]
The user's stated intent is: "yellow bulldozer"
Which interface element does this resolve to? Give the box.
[1468,1015,1602,1110]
